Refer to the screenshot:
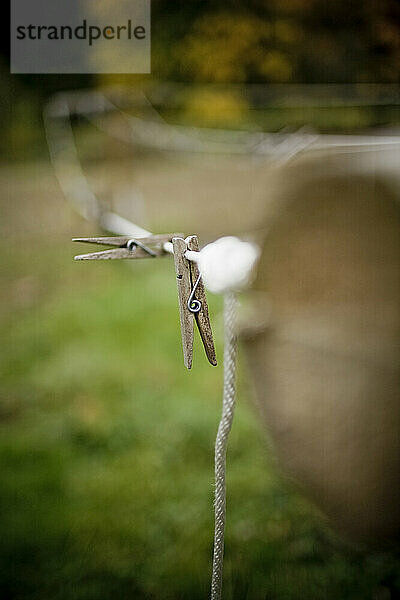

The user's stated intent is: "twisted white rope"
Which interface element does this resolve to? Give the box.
[211,292,239,600]
[185,237,256,599]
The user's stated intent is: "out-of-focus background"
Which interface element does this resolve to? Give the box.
[1,2,400,599]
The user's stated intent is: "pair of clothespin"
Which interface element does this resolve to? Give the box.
[172,236,217,369]
[73,233,217,369]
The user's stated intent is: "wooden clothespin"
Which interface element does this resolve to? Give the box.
[73,232,216,370]
[172,236,217,369]
[73,234,180,260]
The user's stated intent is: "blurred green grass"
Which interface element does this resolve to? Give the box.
[0,238,399,600]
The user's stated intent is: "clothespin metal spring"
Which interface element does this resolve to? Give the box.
[187,274,202,313]
[126,238,157,257]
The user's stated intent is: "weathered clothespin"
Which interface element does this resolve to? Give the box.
[73,234,179,260]
[73,232,217,369]
[172,236,217,369]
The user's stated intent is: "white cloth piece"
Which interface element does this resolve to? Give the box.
[185,236,259,294]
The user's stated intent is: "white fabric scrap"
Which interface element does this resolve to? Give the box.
[185,236,260,294]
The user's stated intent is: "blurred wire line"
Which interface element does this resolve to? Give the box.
[44,85,400,235]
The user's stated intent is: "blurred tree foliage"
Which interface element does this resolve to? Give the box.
[151,0,400,83]
[2,0,400,159]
